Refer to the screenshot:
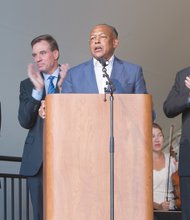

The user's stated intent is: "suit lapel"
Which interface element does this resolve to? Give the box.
[111,57,123,79]
[83,60,99,93]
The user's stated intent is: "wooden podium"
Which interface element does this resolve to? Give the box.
[43,94,153,220]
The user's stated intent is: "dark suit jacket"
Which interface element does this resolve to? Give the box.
[18,75,60,176]
[163,66,190,176]
[62,57,148,94]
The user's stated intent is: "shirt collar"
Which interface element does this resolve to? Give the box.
[43,66,59,81]
[93,55,114,68]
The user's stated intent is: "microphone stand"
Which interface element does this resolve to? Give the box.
[101,63,116,220]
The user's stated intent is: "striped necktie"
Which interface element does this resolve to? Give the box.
[48,76,56,94]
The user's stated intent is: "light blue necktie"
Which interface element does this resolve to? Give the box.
[48,76,56,94]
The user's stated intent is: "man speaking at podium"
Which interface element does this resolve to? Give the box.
[38,24,155,219]
[61,24,149,96]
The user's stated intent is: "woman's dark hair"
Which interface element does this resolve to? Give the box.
[152,122,164,136]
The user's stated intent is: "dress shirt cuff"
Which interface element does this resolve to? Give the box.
[32,89,43,101]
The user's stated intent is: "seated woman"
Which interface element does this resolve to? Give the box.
[152,122,177,211]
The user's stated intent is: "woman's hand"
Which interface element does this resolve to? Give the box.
[160,201,170,211]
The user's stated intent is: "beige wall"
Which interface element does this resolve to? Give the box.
[0,0,190,157]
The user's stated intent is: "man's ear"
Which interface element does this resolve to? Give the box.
[53,50,59,60]
[113,39,119,49]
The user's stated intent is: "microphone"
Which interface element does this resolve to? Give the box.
[97,57,109,67]
[97,57,116,94]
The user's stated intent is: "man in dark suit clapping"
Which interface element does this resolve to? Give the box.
[18,34,68,220]
[164,67,190,220]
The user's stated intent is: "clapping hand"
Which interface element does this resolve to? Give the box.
[57,63,69,93]
[28,64,44,91]
[185,76,190,90]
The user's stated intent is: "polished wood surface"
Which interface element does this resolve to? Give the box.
[43,94,153,220]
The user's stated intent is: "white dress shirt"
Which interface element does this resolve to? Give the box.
[93,56,114,94]
[153,153,177,210]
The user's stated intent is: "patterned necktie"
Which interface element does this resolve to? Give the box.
[48,76,55,94]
